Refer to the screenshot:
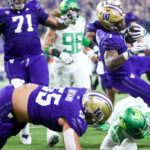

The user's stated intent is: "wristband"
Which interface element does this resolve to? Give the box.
[44,46,51,54]
[123,49,133,60]
[51,49,61,57]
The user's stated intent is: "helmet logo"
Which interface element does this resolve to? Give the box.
[94,107,104,118]
[102,13,111,21]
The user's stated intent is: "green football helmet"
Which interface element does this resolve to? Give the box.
[59,0,80,16]
[119,108,148,139]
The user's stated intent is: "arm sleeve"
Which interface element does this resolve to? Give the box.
[100,130,117,150]
[82,35,91,47]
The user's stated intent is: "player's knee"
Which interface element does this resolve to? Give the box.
[10,78,25,88]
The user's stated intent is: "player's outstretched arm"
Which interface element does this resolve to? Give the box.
[58,118,82,150]
[45,10,77,30]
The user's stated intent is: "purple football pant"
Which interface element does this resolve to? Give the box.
[0,85,26,148]
[5,53,49,86]
[111,74,150,105]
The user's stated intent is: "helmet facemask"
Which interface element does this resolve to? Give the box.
[59,0,80,23]
[8,0,28,10]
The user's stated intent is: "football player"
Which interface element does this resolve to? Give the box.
[86,0,144,105]
[96,5,150,106]
[0,0,76,145]
[0,83,113,150]
[42,0,98,89]
[42,0,99,145]
[100,96,150,150]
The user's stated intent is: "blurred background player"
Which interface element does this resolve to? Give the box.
[100,97,150,150]
[42,0,100,145]
[0,83,113,149]
[0,0,76,145]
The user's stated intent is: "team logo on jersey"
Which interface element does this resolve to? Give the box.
[102,13,111,21]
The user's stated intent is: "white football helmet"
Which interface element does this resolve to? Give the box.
[82,91,113,124]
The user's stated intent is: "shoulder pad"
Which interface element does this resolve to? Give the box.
[27,0,41,11]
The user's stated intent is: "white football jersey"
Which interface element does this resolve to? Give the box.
[54,16,86,62]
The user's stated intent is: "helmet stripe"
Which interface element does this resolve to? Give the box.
[85,92,113,110]
[104,5,123,16]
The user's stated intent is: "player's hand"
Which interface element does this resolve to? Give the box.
[59,52,73,64]
[62,10,77,26]
[129,43,146,55]
[127,24,146,41]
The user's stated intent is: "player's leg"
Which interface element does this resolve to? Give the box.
[73,60,91,89]
[28,54,49,86]
[112,74,150,106]
[52,61,72,87]
[4,59,31,144]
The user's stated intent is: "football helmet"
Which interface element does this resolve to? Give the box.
[8,0,28,10]
[119,108,148,139]
[82,91,113,125]
[98,5,126,33]
[59,0,80,17]
[107,0,122,8]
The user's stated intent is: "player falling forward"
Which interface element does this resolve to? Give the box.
[0,0,76,145]
[0,83,113,150]
[100,96,150,150]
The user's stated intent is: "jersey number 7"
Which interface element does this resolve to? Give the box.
[12,14,33,33]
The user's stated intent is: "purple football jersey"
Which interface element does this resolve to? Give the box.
[0,0,49,60]
[96,29,131,78]
[28,86,88,137]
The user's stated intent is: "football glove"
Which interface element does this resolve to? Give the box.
[59,52,73,64]
[61,10,78,26]
[127,24,146,41]
[123,43,146,60]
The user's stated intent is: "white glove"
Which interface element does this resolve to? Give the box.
[62,10,78,26]
[59,52,73,64]
[123,43,146,60]
[128,24,146,40]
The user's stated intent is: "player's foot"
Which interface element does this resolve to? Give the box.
[20,133,32,145]
[47,129,61,147]
[96,123,110,131]
[19,123,32,145]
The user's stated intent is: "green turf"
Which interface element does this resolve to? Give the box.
[1,75,150,150]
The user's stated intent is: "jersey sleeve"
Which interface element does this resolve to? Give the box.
[65,111,87,137]
[103,34,123,50]
[87,20,104,32]
[30,0,49,25]
[126,12,136,23]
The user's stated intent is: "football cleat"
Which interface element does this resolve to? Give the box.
[19,123,32,145]
[47,129,61,147]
